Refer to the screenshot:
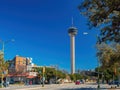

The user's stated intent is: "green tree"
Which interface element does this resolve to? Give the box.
[35,67,66,83]
[56,70,66,79]
[95,66,112,83]
[69,74,76,81]
[35,67,42,78]
[96,43,120,81]
[96,43,114,68]
[97,43,120,68]
[69,74,83,81]
[0,52,8,87]
[79,0,120,43]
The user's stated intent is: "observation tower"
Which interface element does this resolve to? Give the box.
[68,20,78,74]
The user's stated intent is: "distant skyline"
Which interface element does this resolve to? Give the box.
[0,0,98,72]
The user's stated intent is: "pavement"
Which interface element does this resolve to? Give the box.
[0,83,120,90]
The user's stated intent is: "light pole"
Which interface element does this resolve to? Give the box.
[82,33,100,88]
[0,39,14,87]
[0,39,14,54]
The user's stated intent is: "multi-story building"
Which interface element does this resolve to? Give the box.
[7,55,38,84]
[9,55,27,74]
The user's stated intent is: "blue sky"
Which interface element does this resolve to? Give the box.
[0,0,98,72]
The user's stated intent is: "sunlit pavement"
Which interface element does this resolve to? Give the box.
[0,83,120,90]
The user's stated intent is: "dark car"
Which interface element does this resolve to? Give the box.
[3,81,9,87]
[109,81,120,87]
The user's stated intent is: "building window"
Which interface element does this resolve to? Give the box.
[18,60,20,64]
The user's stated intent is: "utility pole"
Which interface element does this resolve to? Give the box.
[97,59,100,88]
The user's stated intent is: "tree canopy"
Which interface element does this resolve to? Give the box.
[78,0,120,43]
[35,67,66,81]
[96,43,120,80]
[97,43,120,67]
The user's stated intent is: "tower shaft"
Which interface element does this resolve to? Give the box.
[70,35,75,74]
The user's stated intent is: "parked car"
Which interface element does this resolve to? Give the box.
[3,81,9,87]
[80,79,85,84]
[108,81,120,87]
[10,80,14,84]
[75,80,80,85]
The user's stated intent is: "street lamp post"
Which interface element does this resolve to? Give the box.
[0,39,14,53]
[0,39,14,87]
[82,33,101,88]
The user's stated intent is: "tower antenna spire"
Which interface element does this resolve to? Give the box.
[72,17,74,27]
